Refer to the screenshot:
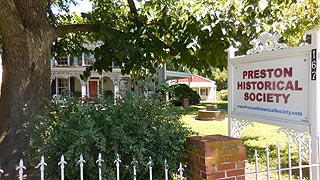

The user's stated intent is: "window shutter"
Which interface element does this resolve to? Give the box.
[51,79,56,96]
[70,57,74,66]
[70,77,75,93]
[78,54,83,66]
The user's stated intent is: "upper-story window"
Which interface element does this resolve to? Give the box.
[83,53,96,66]
[50,53,97,67]
[112,61,125,68]
[113,61,120,67]
[56,56,69,66]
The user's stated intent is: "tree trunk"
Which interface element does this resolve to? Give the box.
[0,1,56,178]
[0,1,98,179]
[0,29,54,179]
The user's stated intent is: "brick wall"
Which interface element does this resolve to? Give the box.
[186,135,246,180]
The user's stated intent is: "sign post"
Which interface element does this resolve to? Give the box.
[306,28,320,179]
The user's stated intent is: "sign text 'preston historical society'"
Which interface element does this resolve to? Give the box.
[237,67,303,104]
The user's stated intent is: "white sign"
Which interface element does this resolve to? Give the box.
[228,29,320,179]
[230,53,309,124]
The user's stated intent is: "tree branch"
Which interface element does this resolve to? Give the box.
[47,7,58,27]
[127,0,178,56]
[127,0,142,27]
[54,23,125,40]
[55,24,100,37]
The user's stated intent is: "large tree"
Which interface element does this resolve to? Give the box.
[0,0,318,178]
[0,0,227,178]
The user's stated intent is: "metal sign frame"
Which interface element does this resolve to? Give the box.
[227,28,320,179]
[228,44,311,131]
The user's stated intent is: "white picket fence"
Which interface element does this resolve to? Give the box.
[0,154,184,180]
[245,135,320,180]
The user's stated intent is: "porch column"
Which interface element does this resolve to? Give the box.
[80,80,87,97]
[110,75,121,102]
[50,73,57,85]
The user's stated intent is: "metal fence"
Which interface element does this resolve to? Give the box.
[245,135,320,180]
[0,153,184,180]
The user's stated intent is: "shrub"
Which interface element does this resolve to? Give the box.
[72,91,82,99]
[104,90,113,98]
[26,93,194,180]
[169,84,200,105]
[103,90,114,103]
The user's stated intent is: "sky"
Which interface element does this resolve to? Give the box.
[52,0,93,14]
[69,0,141,14]
[70,0,92,14]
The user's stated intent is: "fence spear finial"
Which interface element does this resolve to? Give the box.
[58,155,67,180]
[114,153,121,180]
[78,154,86,166]
[96,153,104,167]
[58,155,67,168]
[164,159,169,180]
[78,154,86,180]
[131,157,138,180]
[178,163,184,180]
[114,153,121,166]
[96,153,104,180]
[147,157,153,180]
[16,159,26,180]
[38,156,47,170]
[38,156,47,180]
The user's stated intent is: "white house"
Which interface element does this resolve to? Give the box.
[0,50,130,101]
[0,45,210,102]
[50,54,131,101]
[168,74,217,102]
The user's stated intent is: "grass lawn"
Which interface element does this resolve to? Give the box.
[182,103,288,146]
[182,105,290,151]
[181,103,302,178]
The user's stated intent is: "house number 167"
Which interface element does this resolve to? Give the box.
[311,49,317,81]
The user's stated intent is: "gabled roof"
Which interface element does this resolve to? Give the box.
[175,74,214,83]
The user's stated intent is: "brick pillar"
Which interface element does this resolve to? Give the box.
[186,134,246,180]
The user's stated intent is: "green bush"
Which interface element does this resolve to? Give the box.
[26,93,194,180]
[72,91,82,99]
[170,84,200,106]
[103,90,114,103]
[104,90,113,98]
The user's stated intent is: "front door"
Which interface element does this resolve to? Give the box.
[89,81,98,98]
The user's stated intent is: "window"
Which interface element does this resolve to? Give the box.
[200,88,208,96]
[58,78,69,95]
[113,61,125,68]
[83,53,96,66]
[56,56,69,66]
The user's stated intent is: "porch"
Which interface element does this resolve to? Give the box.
[51,67,131,101]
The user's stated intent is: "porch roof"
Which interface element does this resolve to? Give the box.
[165,70,192,80]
